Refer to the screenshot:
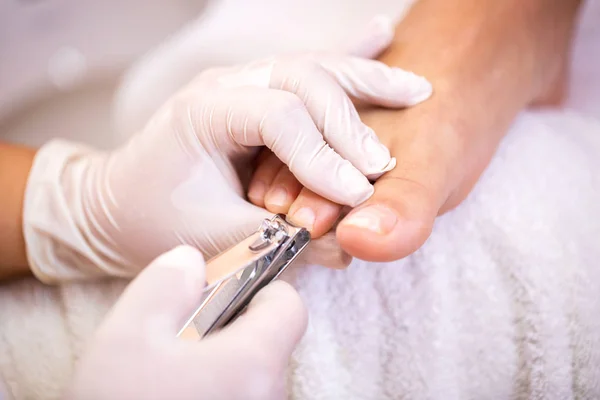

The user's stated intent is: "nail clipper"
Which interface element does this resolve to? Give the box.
[177,214,311,340]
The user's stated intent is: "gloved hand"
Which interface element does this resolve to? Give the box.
[65,245,307,400]
[23,32,432,284]
[113,14,405,137]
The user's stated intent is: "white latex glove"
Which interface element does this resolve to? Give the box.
[65,245,307,400]
[23,27,432,283]
[114,14,403,137]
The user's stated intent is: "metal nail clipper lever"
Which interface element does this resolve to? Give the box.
[177,214,311,340]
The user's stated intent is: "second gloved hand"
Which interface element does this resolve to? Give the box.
[65,246,307,400]
[23,52,432,282]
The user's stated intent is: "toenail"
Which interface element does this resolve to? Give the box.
[340,205,397,235]
[289,207,316,231]
[248,181,267,202]
[266,187,289,208]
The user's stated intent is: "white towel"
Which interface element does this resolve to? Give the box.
[290,108,600,399]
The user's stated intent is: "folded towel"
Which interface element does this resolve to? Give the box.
[290,109,600,399]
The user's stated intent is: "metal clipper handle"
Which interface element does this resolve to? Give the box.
[178,215,310,340]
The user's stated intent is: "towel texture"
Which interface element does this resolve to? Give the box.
[290,109,600,399]
[1,1,600,399]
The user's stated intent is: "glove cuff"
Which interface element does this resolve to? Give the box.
[23,139,133,284]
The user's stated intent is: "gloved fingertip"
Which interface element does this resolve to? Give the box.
[366,14,395,40]
[388,69,434,105]
[360,129,393,172]
[151,245,206,285]
[338,162,375,207]
[105,246,207,336]
[405,78,434,106]
[349,184,375,208]
[366,157,397,181]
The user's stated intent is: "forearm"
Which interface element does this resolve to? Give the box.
[0,142,35,280]
[381,0,582,118]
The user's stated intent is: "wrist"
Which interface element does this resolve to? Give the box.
[0,143,36,280]
[23,140,132,283]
